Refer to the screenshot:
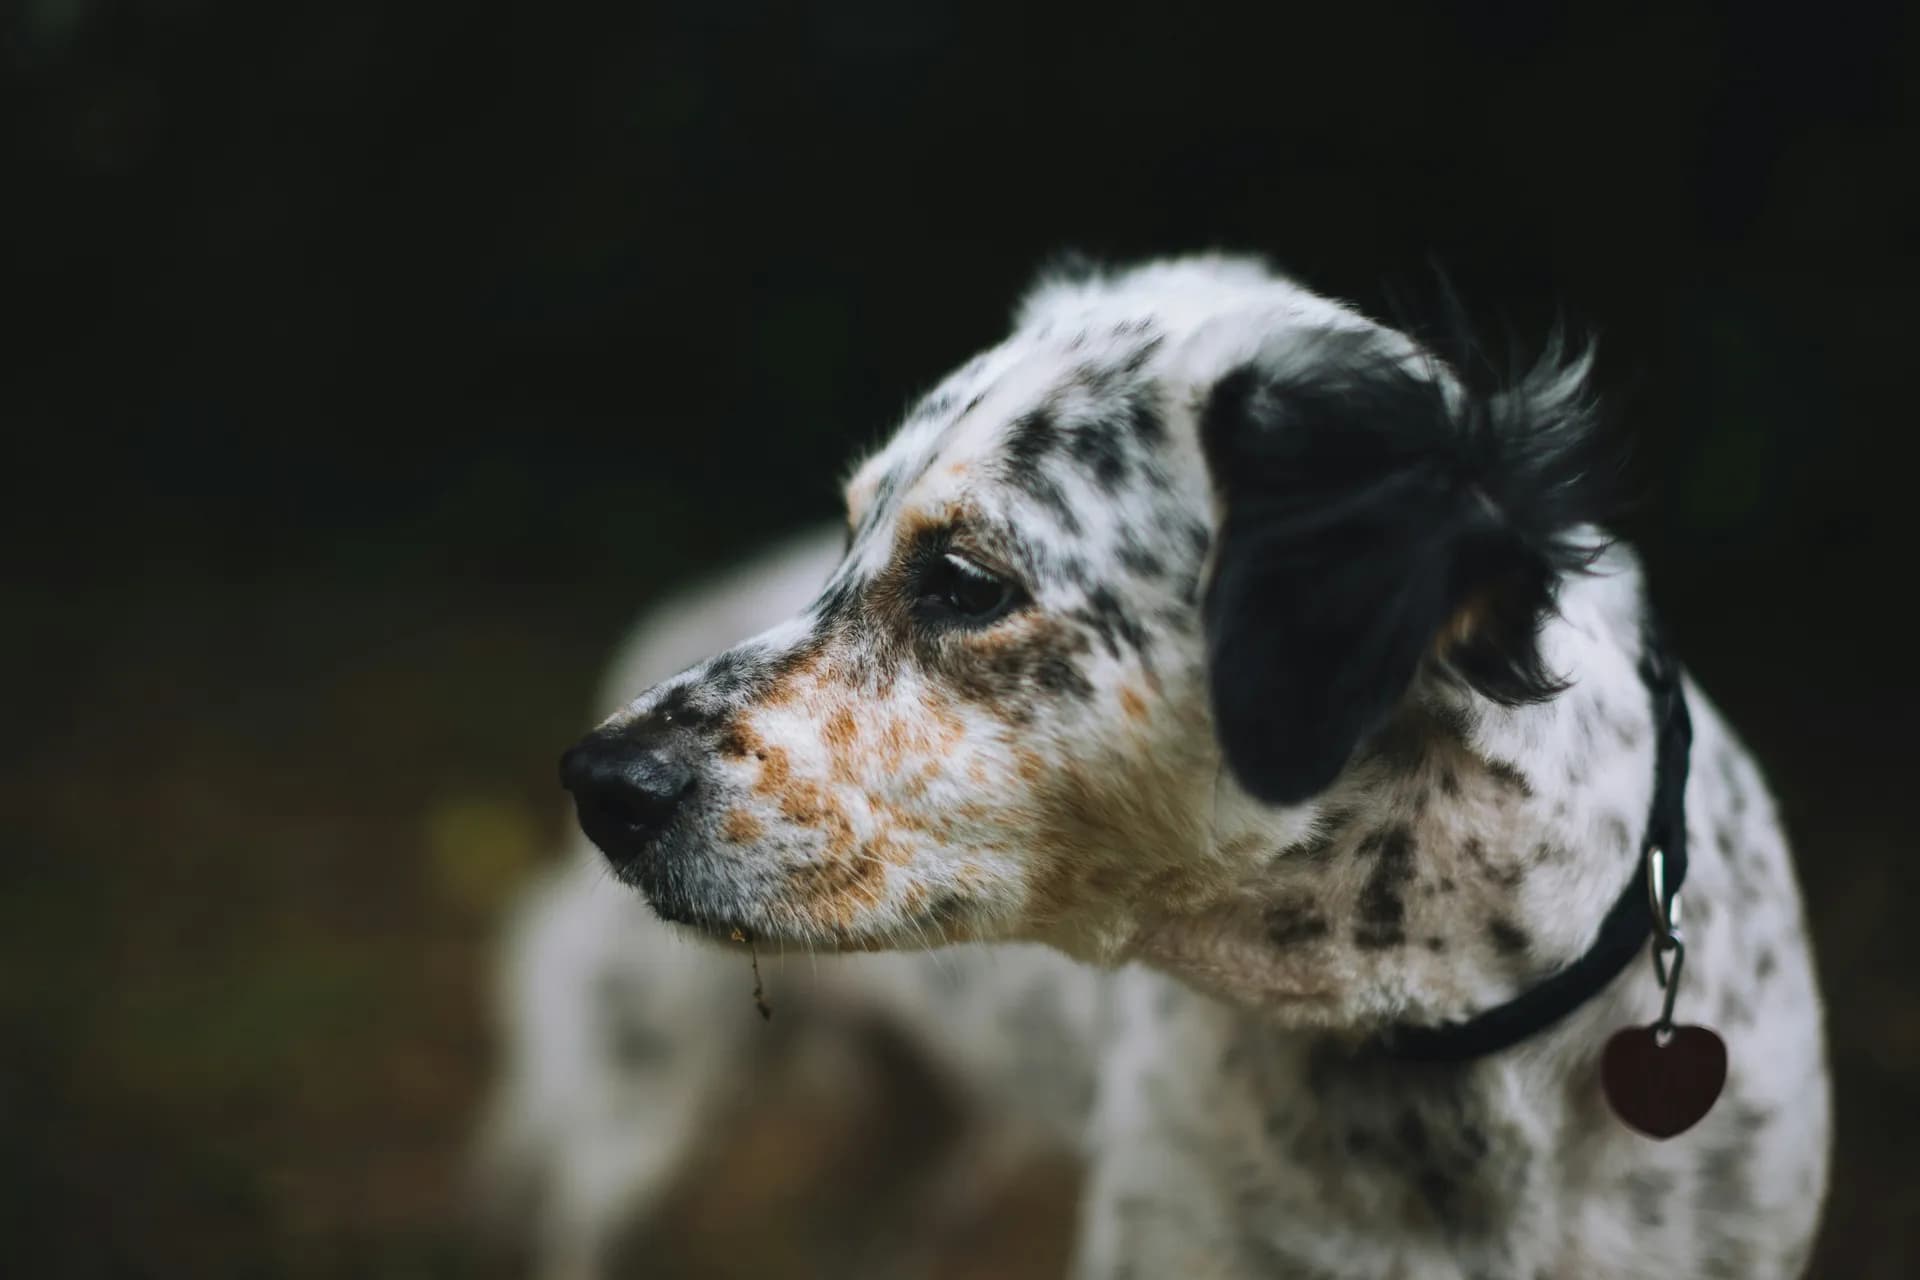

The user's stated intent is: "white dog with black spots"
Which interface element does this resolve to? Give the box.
[482,256,1828,1278]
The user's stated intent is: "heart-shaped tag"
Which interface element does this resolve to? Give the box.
[1601,1024,1727,1139]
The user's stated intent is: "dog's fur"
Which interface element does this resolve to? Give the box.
[484,256,1829,1277]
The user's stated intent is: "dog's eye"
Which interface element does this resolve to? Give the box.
[917,553,1021,626]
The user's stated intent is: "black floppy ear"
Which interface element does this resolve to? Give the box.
[1200,327,1619,806]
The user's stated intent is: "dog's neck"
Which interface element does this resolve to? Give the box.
[1123,553,1659,1039]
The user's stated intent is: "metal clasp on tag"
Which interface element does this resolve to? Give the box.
[1645,845,1686,1040]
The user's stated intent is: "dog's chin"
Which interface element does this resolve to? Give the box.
[624,870,770,945]
[636,891,737,940]
[614,833,993,951]
[638,884,982,954]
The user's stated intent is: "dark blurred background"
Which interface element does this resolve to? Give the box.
[3,1,1914,1275]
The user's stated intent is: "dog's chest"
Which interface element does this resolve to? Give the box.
[1088,977,1557,1278]
[1087,908,1819,1280]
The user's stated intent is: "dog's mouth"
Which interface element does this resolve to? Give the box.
[635,882,773,944]
[641,879,983,953]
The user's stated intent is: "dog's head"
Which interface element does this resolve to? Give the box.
[562,256,1616,960]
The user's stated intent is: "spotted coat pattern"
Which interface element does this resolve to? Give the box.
[486,257,1829,1279]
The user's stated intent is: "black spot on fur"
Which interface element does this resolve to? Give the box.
[1047,377,1165,495]
[1487,917,1531,957]
[1069,418,1132,492]
[1005,407,1060,470]
[1461,836,1524,888]
[1010,466,1082,533]
[1119,335,1166,380]
[1755,948,1777,981]
[867,466,902,520]
[1071,586,1150,659]
[1265,899,1331,948]
[999,408,1085,532]
[1032,652,1094,701]
[1200,324,1621,807]
[1354,825,1416,949]
[1624,1169,1673,1228]
[1484,758,1534,797]
[1039,550,1092,590]
[697,650,754,702]
[1697,1141,1755,1219]
[1117,542,1165,580]
[943,620,1095,723]
[1529,841,1564,866]
[1122,385,1166,442]
[812,567,864,632]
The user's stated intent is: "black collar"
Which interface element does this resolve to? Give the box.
[1379,621,1693,1064]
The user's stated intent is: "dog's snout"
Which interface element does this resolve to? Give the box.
[560,719,696,873]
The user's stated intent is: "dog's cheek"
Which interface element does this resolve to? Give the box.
[938,613,1099,729]
[1006,695,1220,940]
[902,613,1207,933]
[716,670,1020,936]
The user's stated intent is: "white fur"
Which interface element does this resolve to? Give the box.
[483,257,1829,1278]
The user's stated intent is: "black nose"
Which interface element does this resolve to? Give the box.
[559,719,696,872]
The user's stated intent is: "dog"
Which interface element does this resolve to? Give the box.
[484,255,1830,1277]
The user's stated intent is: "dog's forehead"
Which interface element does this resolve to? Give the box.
[836,337,1162,586]
[844,259,1376,538]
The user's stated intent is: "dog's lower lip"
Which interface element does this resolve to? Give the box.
[642,895,761,943]
[648,908,890,953]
